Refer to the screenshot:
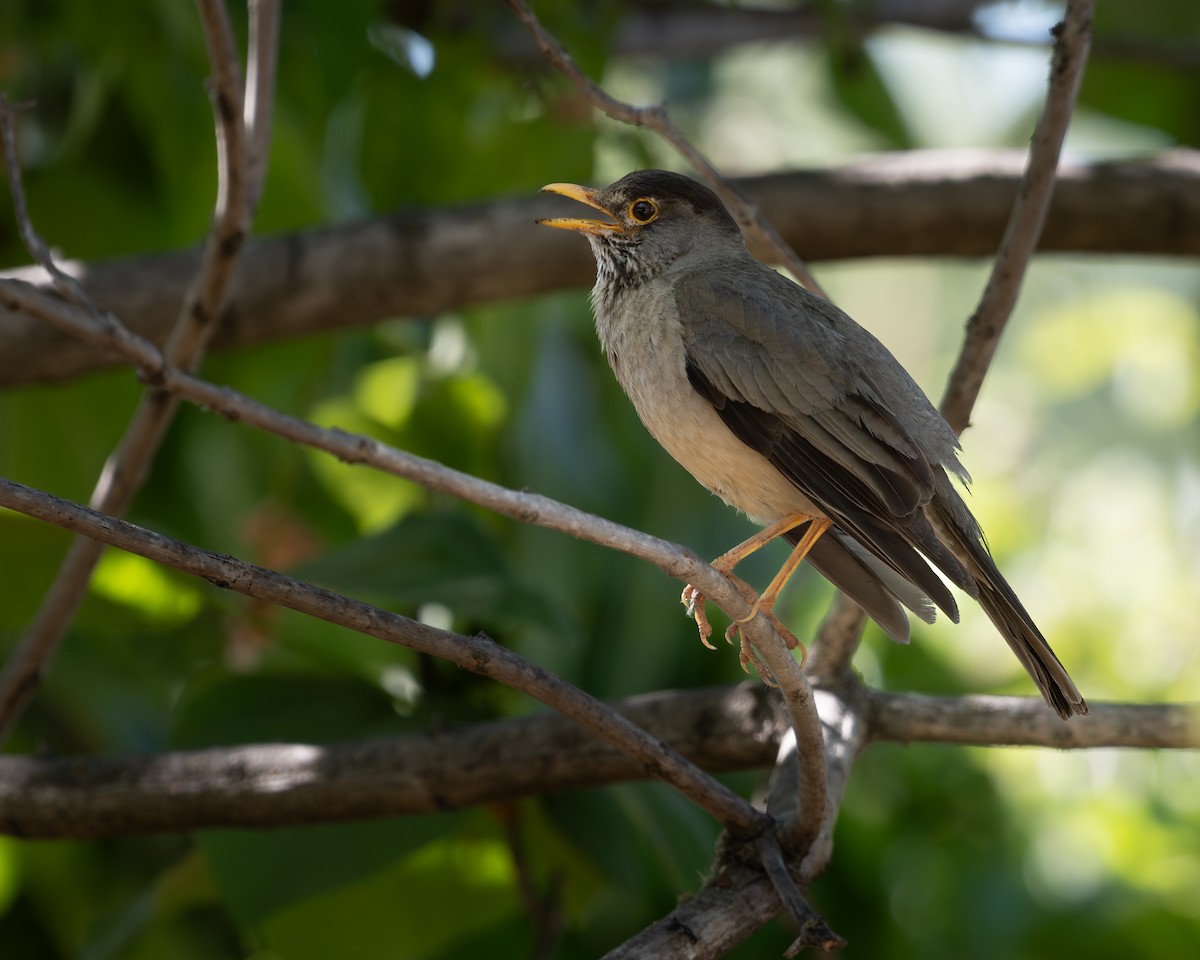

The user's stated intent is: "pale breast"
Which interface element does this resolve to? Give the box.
[596,284,817,526]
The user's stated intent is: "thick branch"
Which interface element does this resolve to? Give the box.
[3,150,1198,388]
[497,2,1200,72]
[870,692,1200,748]
[0,684,782,839]
[1,681,1191,840]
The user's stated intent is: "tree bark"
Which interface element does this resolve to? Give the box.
[3,149,1198,387]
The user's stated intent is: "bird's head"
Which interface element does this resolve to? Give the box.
[538,170,744,284]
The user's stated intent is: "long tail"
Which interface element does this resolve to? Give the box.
[929,475,1087,719]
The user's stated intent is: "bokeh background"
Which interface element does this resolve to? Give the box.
[1,1,1198,957]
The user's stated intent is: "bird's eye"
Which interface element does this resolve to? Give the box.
[628,199,658,223]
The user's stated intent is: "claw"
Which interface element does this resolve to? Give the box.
[681,584,717,650]
[726,620,779,686]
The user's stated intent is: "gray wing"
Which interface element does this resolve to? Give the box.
[674,265,1087,718]
[674,265,977,621]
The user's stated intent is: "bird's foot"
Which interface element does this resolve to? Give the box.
[723,603,808,681]
[680,584,717,650]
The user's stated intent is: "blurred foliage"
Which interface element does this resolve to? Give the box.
[2,1,1199,958]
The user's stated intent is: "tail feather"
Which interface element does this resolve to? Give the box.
[929,474,1087,719]
[973,575,1087,719]
[802,528,918,644]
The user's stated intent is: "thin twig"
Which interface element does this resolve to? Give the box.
[804,594,867,681]
[0,0,273,743]
[757,830,846,955]
[505,0,825,298]
[0,96,95,310]
[0,475,770,838]
[243,0,280,215]
[940,0,1094,433]
[165,0,251,367]
[497,804,565,960]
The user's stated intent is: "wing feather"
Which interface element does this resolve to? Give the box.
[676,266,978,619]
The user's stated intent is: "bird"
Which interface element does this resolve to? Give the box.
[537,169,1086,719]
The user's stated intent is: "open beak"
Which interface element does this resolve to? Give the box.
[537,183,624,236]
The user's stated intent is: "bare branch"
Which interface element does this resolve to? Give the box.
[504,0,825,297]
[0,475,771,838]
[870,692,1200,748]
[0,660,1190,839]
[0,0,268,743]
[744,631,827,854]
[804,595,867,685]
[169,0,250,367]
[605,683,872,958]
[601,857,781,960]
[940,0,1094,433]
[810,1,1096,684]
[0,683,781,839]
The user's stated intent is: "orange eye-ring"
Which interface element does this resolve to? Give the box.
[628,199,658,223]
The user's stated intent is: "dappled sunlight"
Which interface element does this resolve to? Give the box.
[2,2,1198,958]
[92,550,203,627]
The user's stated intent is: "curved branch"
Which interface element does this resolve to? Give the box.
[815,1,1094,683]
[505,0,824,297]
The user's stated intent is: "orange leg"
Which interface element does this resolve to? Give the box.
[732,517,833,625]
[682,512,832,673]
[710,513,814,575]
[682,512,813,646]
[724,517,832,678]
